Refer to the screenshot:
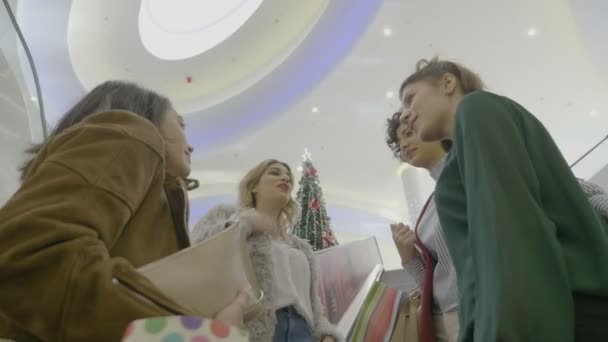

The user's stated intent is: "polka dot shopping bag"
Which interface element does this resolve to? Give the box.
[122,316,249,342]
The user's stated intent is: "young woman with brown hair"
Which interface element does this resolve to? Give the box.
[0,81,246,341]
[399,58,608,341]
[386,110,460,342]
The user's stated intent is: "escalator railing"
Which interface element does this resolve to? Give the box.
[0,0,46,204]
[571,134,608,188]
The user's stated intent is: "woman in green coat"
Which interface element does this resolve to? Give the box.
[399,57,608,341]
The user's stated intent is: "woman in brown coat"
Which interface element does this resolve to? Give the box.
[0,81,246,341]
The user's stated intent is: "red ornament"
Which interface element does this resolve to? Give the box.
[306,166,318,177]
[310,198,320,211]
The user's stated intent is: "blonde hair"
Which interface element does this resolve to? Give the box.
[399,57,485,98]
[238,159,299,230]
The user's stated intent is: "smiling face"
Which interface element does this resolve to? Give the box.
[397,58,483,143]
[399,75,458,143]
[252,162,294,208]
[160,108,193,179]
[396,121,446,169]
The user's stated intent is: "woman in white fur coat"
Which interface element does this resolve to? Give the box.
[191,159,340,342]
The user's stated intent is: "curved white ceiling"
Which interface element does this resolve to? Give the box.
[139,0,264,60]
[569,0,608,88]
[20,0,380,154]
[18,0,608,233]
[68,0,328,114]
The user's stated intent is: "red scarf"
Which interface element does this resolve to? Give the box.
[414,194,437,342]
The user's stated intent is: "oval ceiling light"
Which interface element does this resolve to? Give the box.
[139,0,264,60]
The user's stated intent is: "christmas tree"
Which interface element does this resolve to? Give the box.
[292,151,339,251]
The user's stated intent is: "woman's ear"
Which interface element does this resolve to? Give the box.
[440,73,458,95]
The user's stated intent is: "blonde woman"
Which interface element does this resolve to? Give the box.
[191,159,339,342]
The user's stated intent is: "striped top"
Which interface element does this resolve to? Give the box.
[578,179,608,220]
[402,158,459,314]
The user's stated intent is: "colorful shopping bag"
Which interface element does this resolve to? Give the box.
[122,316,249,342]
[350,282,404,342]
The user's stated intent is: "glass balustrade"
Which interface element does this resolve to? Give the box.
[0,0,46,204]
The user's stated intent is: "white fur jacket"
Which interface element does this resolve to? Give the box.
[190,204,341,342]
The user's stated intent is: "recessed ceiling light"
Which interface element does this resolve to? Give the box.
[527,28,537,37]
[311,106,319,113]
[590,109,598,117]
[383,27,392,36]
[386,91,395,99]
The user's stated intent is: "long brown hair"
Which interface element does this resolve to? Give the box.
[19,80,171,181]
[238,159,299,230]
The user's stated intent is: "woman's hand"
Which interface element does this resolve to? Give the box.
[390,223,418,264]
[215,288,249,327]
[320,336,336,342]
[241,209,277,235]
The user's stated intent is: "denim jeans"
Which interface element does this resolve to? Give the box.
[273,306,314,342]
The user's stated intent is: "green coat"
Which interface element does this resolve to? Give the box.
[435,91,608,341]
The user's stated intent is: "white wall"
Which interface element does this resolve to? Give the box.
[401,166,435,223]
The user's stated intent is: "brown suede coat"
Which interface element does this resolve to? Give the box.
[0,111,198,341]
